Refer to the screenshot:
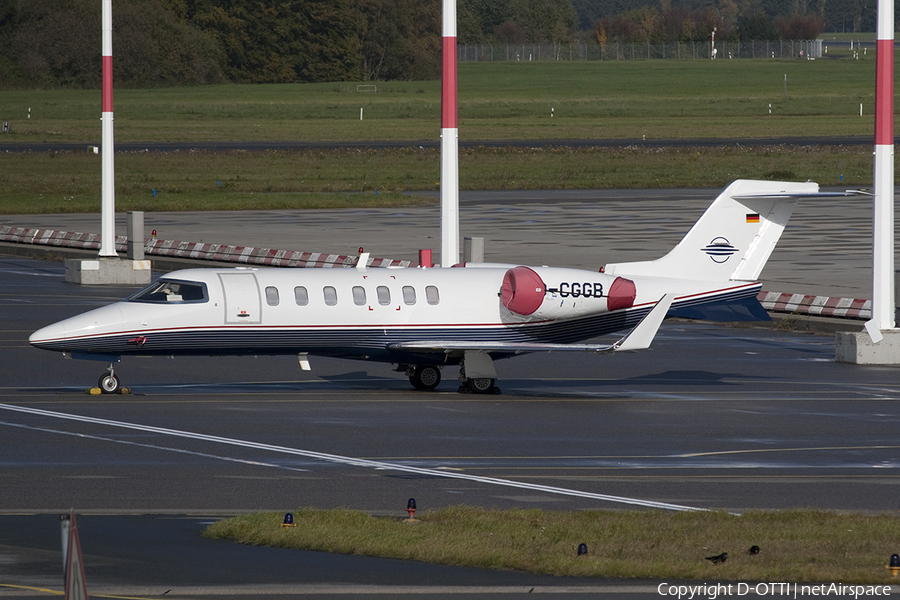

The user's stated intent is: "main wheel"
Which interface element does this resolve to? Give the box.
[98,373,120,394]
[409,365,441,391]
[466,377,494,394]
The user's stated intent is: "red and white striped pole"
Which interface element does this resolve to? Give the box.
[99,0,117,257]
[440,0,459,266]
[870,0,895,338]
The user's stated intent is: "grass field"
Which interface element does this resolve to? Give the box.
[0,144,873,214]
[0,57,888,213]
[0,58,882,143]
[204,507,900,583]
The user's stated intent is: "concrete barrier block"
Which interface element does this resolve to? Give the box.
[835,330,900,365]
[65,258,152,285]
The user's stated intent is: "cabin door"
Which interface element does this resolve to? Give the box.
[218,272,262,324]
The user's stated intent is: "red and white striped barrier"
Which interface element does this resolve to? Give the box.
[757,291,871,320]
[143,238,410,268]
[0,226,412,269]
[0,226,116,250]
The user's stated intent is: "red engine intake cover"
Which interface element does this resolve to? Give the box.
[607,276,636,311]
[501,266,546,316]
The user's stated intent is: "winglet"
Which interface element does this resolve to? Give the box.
[613,293,675,352]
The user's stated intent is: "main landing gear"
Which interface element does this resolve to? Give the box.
[458,366,500,395]
[407,364,442,391]
[462,376,498,394]
[403,364,499,394]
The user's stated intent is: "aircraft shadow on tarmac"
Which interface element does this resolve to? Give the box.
[499,370,775,398]
[162,369,757,395]
[620,369,767,384]
[20,369,774,397]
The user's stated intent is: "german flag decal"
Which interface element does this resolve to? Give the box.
[746,213,760,223]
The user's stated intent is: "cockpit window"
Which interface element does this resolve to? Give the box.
[127,279,208,304]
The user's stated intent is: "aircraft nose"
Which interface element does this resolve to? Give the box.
[29,320,68,349]
[29,304,125,352]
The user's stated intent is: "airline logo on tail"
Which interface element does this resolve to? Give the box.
[701,237,739,263]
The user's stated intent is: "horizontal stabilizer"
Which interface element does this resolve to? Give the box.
[732,189,867,200]
[667,294,771,322]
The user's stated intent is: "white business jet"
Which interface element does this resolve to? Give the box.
[30,179,830,394]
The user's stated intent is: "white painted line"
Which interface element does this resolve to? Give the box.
[0,419,311,473]
[0,403,707,512]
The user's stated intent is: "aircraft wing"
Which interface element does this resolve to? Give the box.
[389,293,675,355]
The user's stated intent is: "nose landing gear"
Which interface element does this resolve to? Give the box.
[97,363,121,394]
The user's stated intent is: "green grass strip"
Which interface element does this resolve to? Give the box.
[0,145,874,215]
[204,506,900,583]
[0,190,433,215]
[0,58,884,143]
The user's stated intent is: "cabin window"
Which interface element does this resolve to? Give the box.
[352,286,366,306]
[377,286,391,305]
[426,285,439,305]
[294,286,309,306]
[402,286,416,305]
[265,286,279,306]
[324,286,337,306]
[127,279,208,304]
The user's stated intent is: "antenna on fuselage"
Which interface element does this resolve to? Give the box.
[356,247,369,271]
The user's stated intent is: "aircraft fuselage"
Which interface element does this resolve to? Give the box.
[29,264,755,364]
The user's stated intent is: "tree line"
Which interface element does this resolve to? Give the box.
[459,0,872,45]
[0,0,441,88]
[0,0,881,89]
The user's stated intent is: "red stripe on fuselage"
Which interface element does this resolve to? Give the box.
[670,282,759,303]
[33,320,550,345]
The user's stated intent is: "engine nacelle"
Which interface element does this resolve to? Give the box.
[501,266,636,320]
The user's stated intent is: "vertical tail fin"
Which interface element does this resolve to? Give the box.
[604,179,818,282]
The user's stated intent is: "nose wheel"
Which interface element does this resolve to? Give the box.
[98,364,120,394]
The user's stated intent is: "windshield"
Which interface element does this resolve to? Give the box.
[127,279,208,304]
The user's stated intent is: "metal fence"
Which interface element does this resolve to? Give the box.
[458,39,824,61]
